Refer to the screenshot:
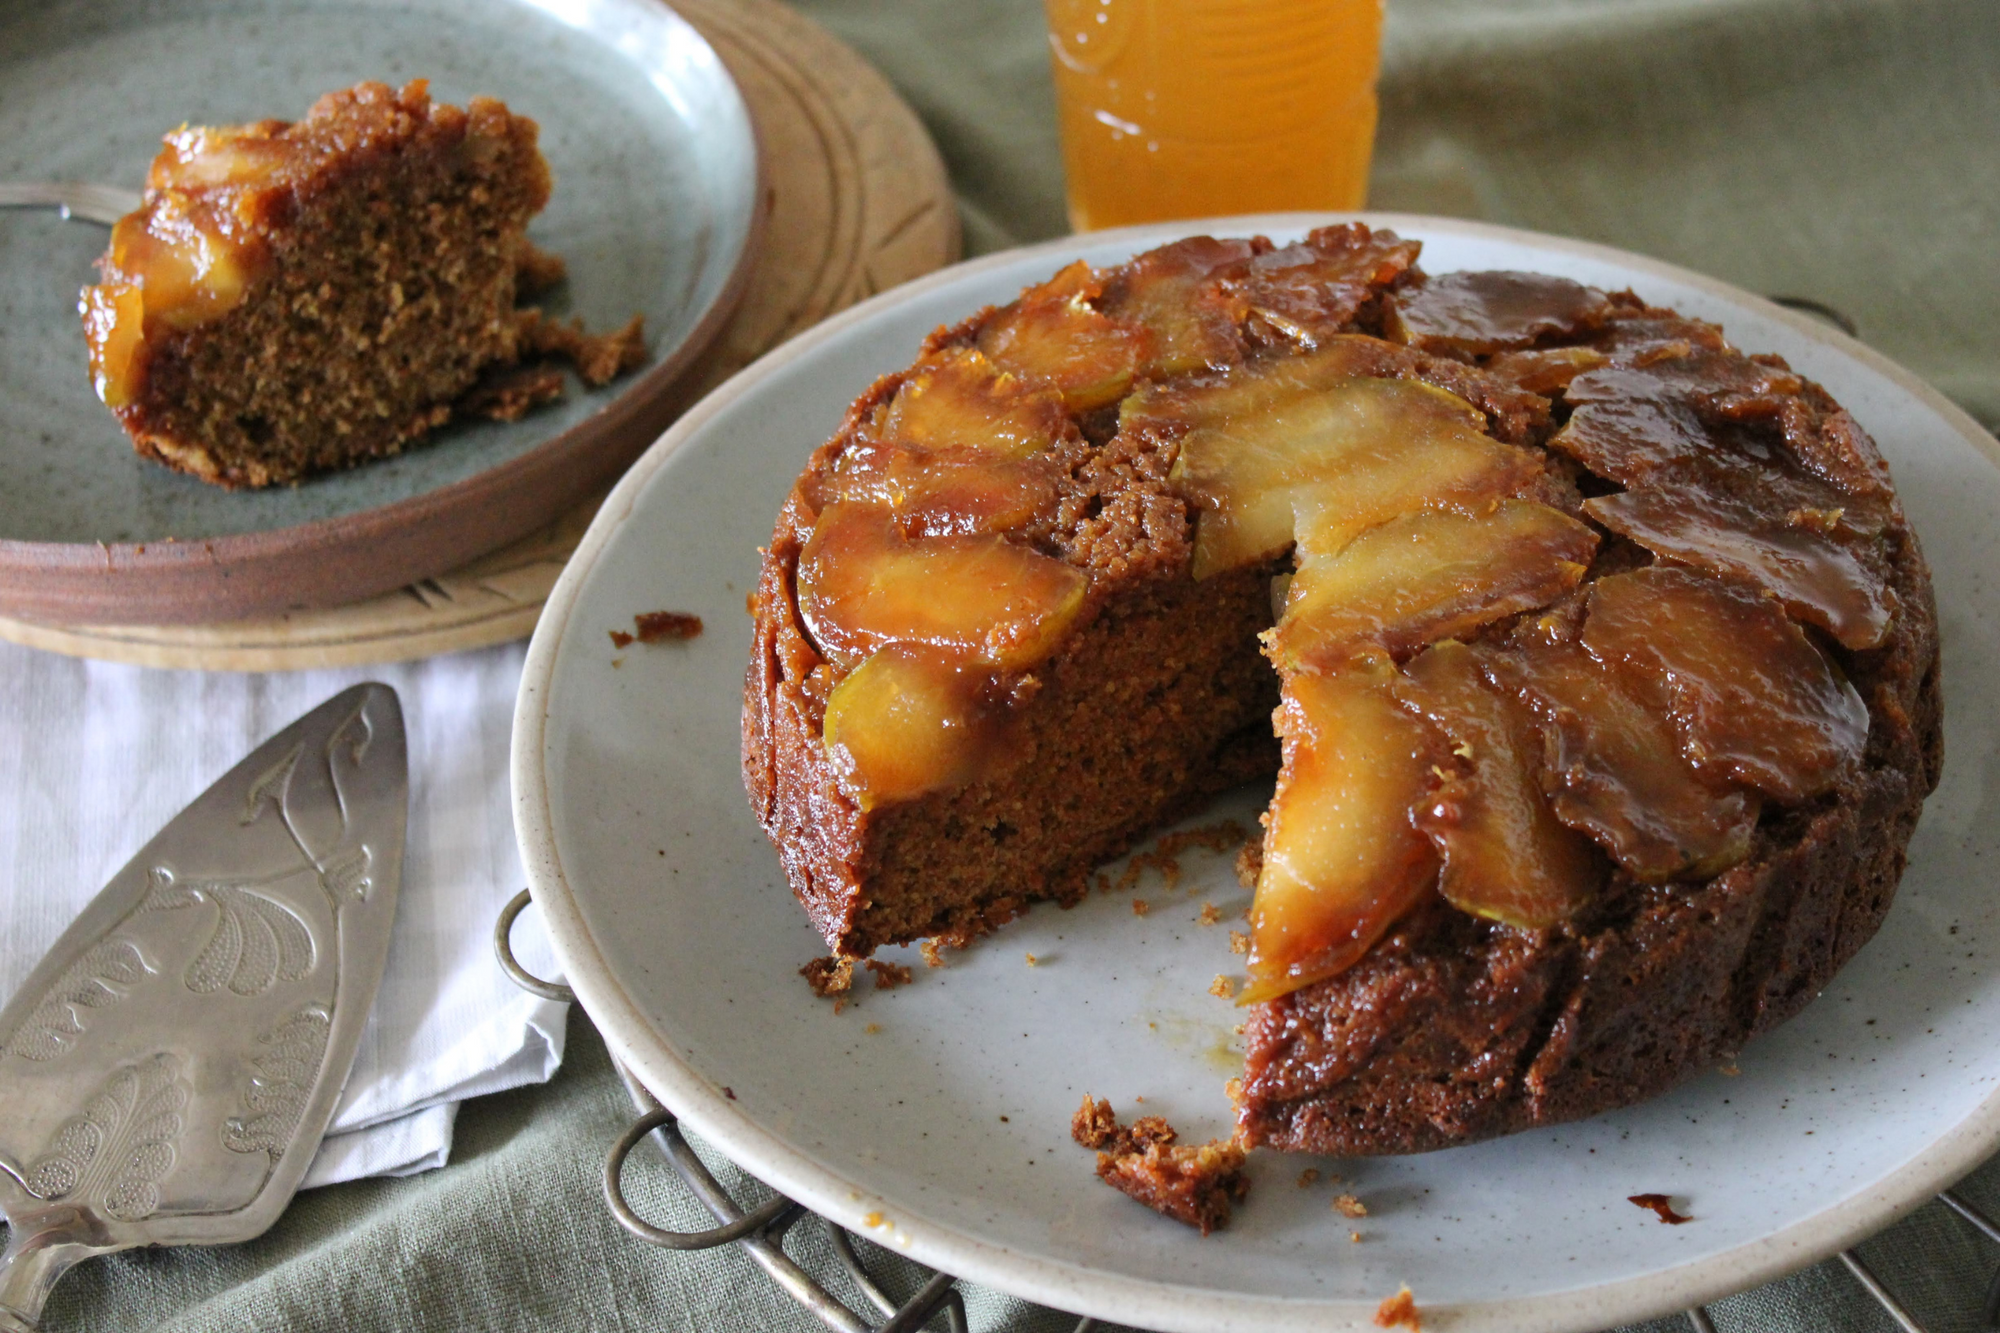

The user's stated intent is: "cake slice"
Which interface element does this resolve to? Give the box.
[81,80,642,488]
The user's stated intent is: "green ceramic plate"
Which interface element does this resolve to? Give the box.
[0,0,761,624]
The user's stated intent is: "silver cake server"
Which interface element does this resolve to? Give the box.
[0,683,407,1330]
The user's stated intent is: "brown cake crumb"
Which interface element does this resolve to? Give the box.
[1198,903,1222,926]
[1025,952,1038,967]
[1172,821,1247,855]
[1209,975,1235,999]
[1333,1193,1368,1218]
[609,630,635,649]
[1131,898,1150,917]
[1351,1231,1364,1243]
[1072,1099,1249,1233]
[864,959,913,990]
[1629,1193,1692,1224]
[1119,825,1244,894]
[801,956,854,998]
[1228,930,1251,956]
[1233,841,1262,889]
[919,939,946,968]
[634,611,704,642]
[1072,1096,1121,1149]
[1296,1168,1320,1188]
[1374,1286,1422,1331]
[521,310,648,386]
[1097,1136,1250,1236]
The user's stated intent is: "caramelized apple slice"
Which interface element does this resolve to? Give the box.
[1285,426,1553,569]
[1550,356,1811,485]
[1584,483,1895,649]
[1098,236,1254,378]
[107,200,259,332]
[1485,345,1610,396]
[1547,390,1711,485]
[824,441,1057,536]
[1214,223,1420,347]
[879,348,1069,459]
[1155,360,1542,577]
[149,122,294,192]
[976,261,1147,412]
[823,644,998,809]
[1242,656,1439,1003]
[82,282,146,408]
[1395,641,1602,928]
[1384,271,1611,356]
[797,502,1087,669]
[1498,632,1758,882]
[1272,501,1597,672]
[1582,567,1868,801]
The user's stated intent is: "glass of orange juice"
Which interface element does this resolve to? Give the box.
[1043,0,1384,232]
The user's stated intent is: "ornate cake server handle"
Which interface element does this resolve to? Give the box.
[0,183,139,226]
[0,684,407,1329]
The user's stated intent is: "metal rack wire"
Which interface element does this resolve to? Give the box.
[498,889,2000,1333]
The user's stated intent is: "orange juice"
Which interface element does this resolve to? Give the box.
[1044,0,1384,232]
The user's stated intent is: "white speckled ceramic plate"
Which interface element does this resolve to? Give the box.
[514,215,2000,1332]
[0,0,760,623]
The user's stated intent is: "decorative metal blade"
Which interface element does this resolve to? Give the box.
[0,684,407,1330]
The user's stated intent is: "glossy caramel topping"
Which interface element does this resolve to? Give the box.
[1582,567,1868,802]
[1484,345,1609,396]
[1547,388,1713,484]
[1385,271,1611,356]
[1271,500,1598,672]
[1548,340,1897,650]
[975,261,1146,412]
[1395,641,1602,929]
[84,123,300,407]
[1152,351,1546,578]
[1585,485,1895,650]
[823,644,1001,809]
[1497,629,1758,883]
[823,441,1058,538]
[1097,236,1255,379]
[797,502,1086,671]
[876,347,1069,458]
[1212,223,1421,347]
[1243,656,1440,1004]
[80,283,146,410]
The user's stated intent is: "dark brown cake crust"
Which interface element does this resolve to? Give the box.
[744,229,1942,1156]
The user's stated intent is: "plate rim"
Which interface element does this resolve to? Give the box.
[514,211,2000,1332]
[0,0,767,627]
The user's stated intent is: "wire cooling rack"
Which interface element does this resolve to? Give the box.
[497,888,2000,1333]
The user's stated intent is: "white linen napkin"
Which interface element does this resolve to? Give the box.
[0,636,567,1186]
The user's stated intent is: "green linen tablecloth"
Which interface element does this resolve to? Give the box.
[40,0,2000,1328]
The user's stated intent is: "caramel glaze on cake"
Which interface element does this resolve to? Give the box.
[743,225,1941,1159]
[81,80,643,488]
